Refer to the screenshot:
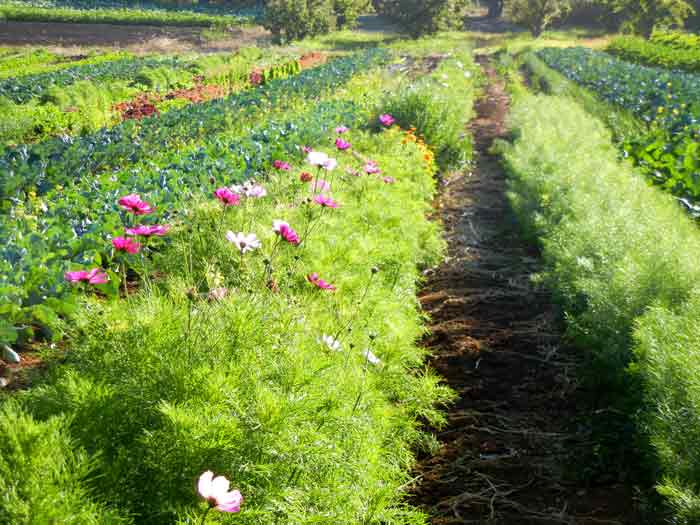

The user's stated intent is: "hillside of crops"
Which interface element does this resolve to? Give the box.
[537,47,700,210]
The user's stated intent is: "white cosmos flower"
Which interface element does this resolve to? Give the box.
[321,157,337,171]
[363,349,381,365]
[225,231,261,254]
[307,151,330,167]
[320,334,342,352]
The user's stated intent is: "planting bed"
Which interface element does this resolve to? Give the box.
[537,47,700,209]
[0,42,482,524]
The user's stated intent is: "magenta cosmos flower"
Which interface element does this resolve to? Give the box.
[197,471,243,513]
[125,224,170,237]
[118,194,154,215]
[383,176,396,184]
[214,187,241,206]
[379,114,396,127]
[313,194,338,208]
[273,160,291,171]
[65,268,109,285]
[302,145,313,154]
[335,138,351,151]
[335,126,349,134]
[307,272,336,291]
[272,220,300,245]
[112,237,141,254]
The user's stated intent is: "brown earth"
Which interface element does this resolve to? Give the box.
[410,58,642,524]
[0,21,270,52]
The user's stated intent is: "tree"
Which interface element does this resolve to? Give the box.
[374,0,471,36]
[486,0,505,17]
[263,0,335,43]
[605,0,694,36]
[503,0,571,36]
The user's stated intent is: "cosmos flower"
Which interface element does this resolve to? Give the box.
[197,471,243,513]
[214,188,241,206]
[321,334,342,352]
[272,220,300,245]
[335,138,351,150]
[379,113,396,126]
[64,268,109,285]
[226,231,261,254]
[112,236,141,254]
[273,160,291,171]
[307,272,336,291]
[313,194,338,208]
[335,126,349,134]
[125,224,170,237]
[118,194,154,215]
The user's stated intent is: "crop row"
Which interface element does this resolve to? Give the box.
[0,48,129,80]
[503,92,700,525]
[0,49,387,200]
[0,1,255,27]
[0,52,302,146]
[537,47,700,205]
[0,54,195,104]
[0,50,389,346]
[651,30,700,50]
[607,34,700,73]
[0,54,477,524]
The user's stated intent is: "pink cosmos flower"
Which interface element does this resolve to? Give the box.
[302,145,313,153]
[243,183,267,198]
[273,160,291,171]
[383,176,396,184]
[118,194,154,215]
[335,126,349,134]
[112,236,141,254]
[214,187,241,206]
[364,161,381,174]
[226,231,261,254]
[272,220,300,245]
[311,178,331,193]
[208,287,228,301]
[64,268,109,285]
[335,138,351,151]
[307,272,336,291]
[300,172,313,182]
[379,113,396,127]
[125,224,170,237]
[313,194,338,208]
[197,471,243,513]
[322,157,337,171]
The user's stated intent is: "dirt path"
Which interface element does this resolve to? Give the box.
[411,58,640,524]
[0,21,269,52]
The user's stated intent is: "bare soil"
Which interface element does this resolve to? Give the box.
[411,58,641,524]
[0,21,270,53]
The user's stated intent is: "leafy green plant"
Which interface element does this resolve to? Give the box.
[607,34,700,72]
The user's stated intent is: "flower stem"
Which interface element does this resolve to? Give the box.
[198,506,212,525]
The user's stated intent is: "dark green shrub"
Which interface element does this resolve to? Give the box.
[263,0,336,43]
[333,0,369,28]
[374,0,470,37]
